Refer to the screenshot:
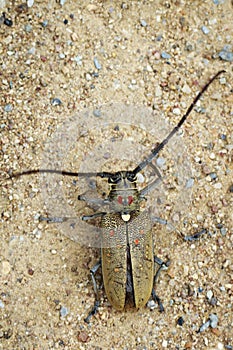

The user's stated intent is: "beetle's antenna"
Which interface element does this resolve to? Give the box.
[132,70,225,175]
[10,169,114,179]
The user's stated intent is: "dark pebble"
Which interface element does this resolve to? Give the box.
[177,316,185,326]
[51,98,62,106]
[4,17,13,27]
[209,172,217,181]
[41,20,48,28]
[219,134,227,140]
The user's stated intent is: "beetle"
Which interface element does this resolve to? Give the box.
[9,70,225,322]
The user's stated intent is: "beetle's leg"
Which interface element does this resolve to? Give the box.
[81,212,106,221]
[84,260,101,323]
[152,216,208,242]
[39,216,76,223]
[183,229,207,241]
[151,216,175,231]
[152,256,170,312]
[78,191,110,211]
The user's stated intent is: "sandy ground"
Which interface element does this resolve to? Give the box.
[1,1,233,349]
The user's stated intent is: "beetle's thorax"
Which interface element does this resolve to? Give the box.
[108,171,142,220]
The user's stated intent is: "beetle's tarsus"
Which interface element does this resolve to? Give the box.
[84,300,100,324]
[184,229,207,241]
[84,260,101,323]
[151,289,165,312]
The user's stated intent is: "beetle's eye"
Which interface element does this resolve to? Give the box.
[127,172,136,182]
[109,173,121,183]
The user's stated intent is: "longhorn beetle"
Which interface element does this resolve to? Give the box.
[9,70,225,323]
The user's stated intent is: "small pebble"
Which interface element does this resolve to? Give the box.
[137,173,144,183]
[219,134,227,140]
[93,109,101,117]
[173,107,181,115]
[51,98,62,106]
[27,0,34,7]
[41,20,48,28]
[186,178,194,188]
[213,182,222,189]
[74,55,82,65]
[209,172,217,180]
[182,84,192,94]
[218,50,233,62]
[209,152,216,160]
[209,297,218,306]
[147,299,156,309]
[1,261,11,275]
[3,15,13,27]
[177,316,184,326]
[0,300,4,308]
[60,0,66,5]
[207,290,213,300]
[156,157,166,167]
[60,306,69,317]
[162,339,168,347]
[213,0,225,4]
[220,227,227,236]
[201,25,210,34]
[140,19,147,27]
[209,313,218,328]
[78,331,89,343]
[196,214,203,222]
[198,320,210,333]
[4,104,13,112]
[24,24,32,32]
[94,57,102,70]
[161,51,171,59]
[28,47,36,55]
[85,73,92,81]
[148,317,154,325]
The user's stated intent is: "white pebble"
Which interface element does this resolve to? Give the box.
[1,261,11,275]
[209,152,216,160]
[213,182,222,189]
[207,290,213,300]
[27,0,34,7]
[173,107,181,115]
[182,84,191,94]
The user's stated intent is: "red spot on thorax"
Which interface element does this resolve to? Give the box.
[128,196,133,205]
[118,196,123,204]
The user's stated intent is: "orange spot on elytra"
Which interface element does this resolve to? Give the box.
[134,239,139,245]
[109,229,114,236]
[140,229,144,234]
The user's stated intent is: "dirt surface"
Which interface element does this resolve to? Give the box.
[1,1,233,349]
